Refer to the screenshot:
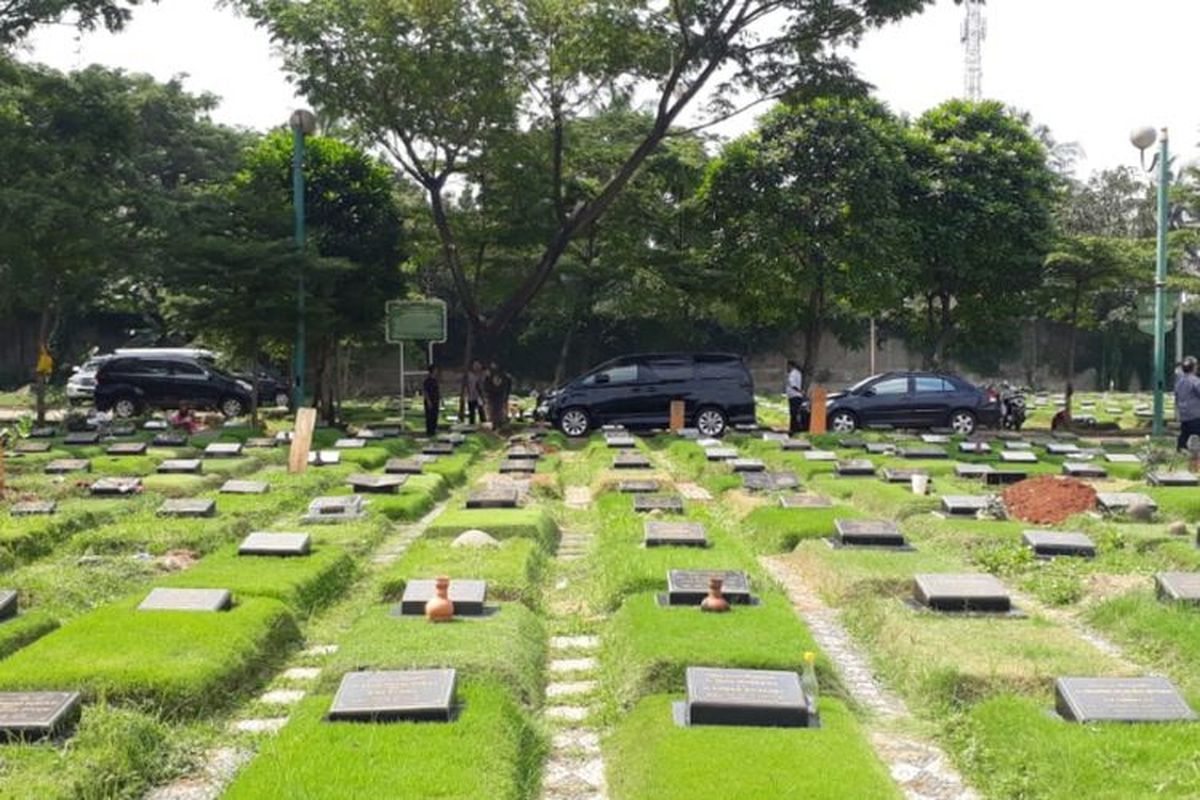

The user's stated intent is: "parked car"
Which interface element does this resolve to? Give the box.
[539,353,756,437]
[93,355,254,418]
[66,355,113,405]
[819,371,1000,435]
[234,368,291,409]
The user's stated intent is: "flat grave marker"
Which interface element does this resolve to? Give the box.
[238,532,311,557]
[865,443,895,455]
[308,450,342,466]
[151,432,188,447]
[143,419,169,430]
[0,591,16,622]
[780,439,812,451]
[499,459,536,474]
[346,473,408,494]
[422,442,456,456]
[644,521,707,548]
[1000,451,1038,464]
[679,667,811,728]
[940,495,992,516]
[634,494,684,513]
[729,458,765,473]
[914,573,1010,612]
[1004,441,1032,451]
[1104,453,1141,464]
[14,441,51,454]
[157,458,202,474]
[244,437,278,449]
[836,459,876,477]
[1023,530,1096,558]
[955,463,994,479]
[882,467,927,484]
[505,446,540,460]
[11,501,56,517]
[834,519,906,548]
[618,479,660,494]
[44,459,90,475]
[220,479,269,495]
[838,437,865,449]
[466,488,519,509]
[921,434,951,445]
[1063,462,1107,479]
[329,669,457,723]
[1045,443,1080,456]
[1155,572,1200,603]
[704,448,738,462]
[334,438,366,449]
[666,570,751,606]
[105,441,147,456]
[1097,493,1157,513]
[0,692,81,740]
[138,588,232,612]
[1149,472,1199,487]
[898,447,949,460]
[89,477,142,496]
[27,427,56,439]
[984,471,1028,487]
[959,442,991,454]
[397,580,487,616]
[157,498,216,518]
[385,457,425,474]
[1055,677,1196,723]
[302,495,365,522]
[804,450,837,462]
[204,442,243,458]
[605,435,636,449]
[613,453,652,469]
[780,493,831,509]
[63,432,100,446]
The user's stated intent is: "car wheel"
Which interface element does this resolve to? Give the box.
[829,410,857,434]
[695,407,728,438]
[220,396,246,419]
[559,407,590,438]
[950,409,977,436]
[112,396,140,419]
[273,391,291,408]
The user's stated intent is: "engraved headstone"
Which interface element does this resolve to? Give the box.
[1046,443,1080,456]
[0,692,81,739]
[955,464,994,479]
[466,488,519,509]
[303,495,365,522]
[138,588,232,612]
[157,498,216,518]
[729,458,765,473]
[89,477,142,496]
[619,480,660,494]
[220,480,269,495]
[1096,493,1157,513]
[781,439,812,451]
[882,468,927,484]
[1004,441,1032,451]
[334,438,366,449]
[151,432,188,447]
[834,519,905,548]
[1149,472,1199,487]
[766,471,800,490]
[157,458,202,474]
[328,669,457,722]
[762,432,789,443]
[346,473,408,494]
[644,521,707,548]
[505,446,541,461]
[780,493,831,509]
[959,442,991,454]
[835,459,875,477]
[244,437,278,449]
[838,437,865,449]
[804,450,837,461]
[1055,677,1196,723]
[666,570,751,605]
[238,532,311,557]
[308,450,342,466]
[14,441,51,454]
[984,471,1028,486]
[899,447,949,460]
[941,495,991,516]
[44,459,90,475]
[1063,462,1107,479]
[1155,572,1200,603]
[398,580,487,616]
[423,442,456,455]
[63,432,100,445]
[204,442,243,458]
[704,448,738,462]
[11,501,56,517]
[921,434,951,445]
[1001,451,1038,464]
[681,667,811,728]
[1023,530,1096,558]
[385,457,425,474]
[499,459,536,474]
[1104,453,1141,464]
[27,427,56,439]
[613,452,652,469]
[865,443,895,455]
[633,494,684,513]
[106,441,148,456]
[914,573,1010,612]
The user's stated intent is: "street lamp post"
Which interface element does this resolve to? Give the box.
[290,109,317,409]
[1131,126,1170,438]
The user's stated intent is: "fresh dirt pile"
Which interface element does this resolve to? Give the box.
[1003,475,1097,525]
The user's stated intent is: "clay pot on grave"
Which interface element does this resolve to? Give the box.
[700,576,730,613]
[425,576,455,622]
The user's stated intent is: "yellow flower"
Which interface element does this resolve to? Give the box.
[803,651,815,665]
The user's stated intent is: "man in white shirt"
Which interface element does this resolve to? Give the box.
[786,360,806,433]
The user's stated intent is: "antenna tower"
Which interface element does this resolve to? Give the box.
[961,0,986,101]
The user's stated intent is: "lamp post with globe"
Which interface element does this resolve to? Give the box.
[1130,125,1170,437]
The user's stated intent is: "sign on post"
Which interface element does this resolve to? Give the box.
[1137,292,1180,336]
[386,300,447,345]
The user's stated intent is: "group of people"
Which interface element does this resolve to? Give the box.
[421,359,514,436]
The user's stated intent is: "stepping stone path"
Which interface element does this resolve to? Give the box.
[565,486,593,510]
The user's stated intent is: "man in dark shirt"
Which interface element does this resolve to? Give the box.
[1175,357,1200,452]
[422,365,441,437]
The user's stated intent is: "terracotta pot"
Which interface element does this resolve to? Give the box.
[700,576,730,613]
[425,576,455,622]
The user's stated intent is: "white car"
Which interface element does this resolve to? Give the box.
[66,356,112,405]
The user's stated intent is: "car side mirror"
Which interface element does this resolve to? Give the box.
[594,374,610,385]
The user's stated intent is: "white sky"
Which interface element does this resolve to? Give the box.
[20,0,1200,177]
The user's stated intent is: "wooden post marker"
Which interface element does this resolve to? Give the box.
[808,387,827,435]
[669,400,686,432]
[288,408,317,474]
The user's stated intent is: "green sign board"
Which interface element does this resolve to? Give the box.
[1136,292,1180,336]
[386,300,447,343]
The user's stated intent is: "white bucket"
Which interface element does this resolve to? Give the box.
[911,474,929,496]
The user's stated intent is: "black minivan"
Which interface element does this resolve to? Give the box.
[540,353,756,437]
[94,356,255,418]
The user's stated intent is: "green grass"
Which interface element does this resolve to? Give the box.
[606,695,900,800]
[1146,486,1200,522]
[0,611,58,660]
[0,506,115,566]
[223,679,543,800]
[380,537,546,608]
[1087,587,1200,700]
[425,508,558,552]
[741,505,863,554]
[68,515,256,556]
[361,474,447,521]
[0,595,299,716]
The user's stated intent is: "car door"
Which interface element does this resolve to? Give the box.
[857,376,913,427]
[911,376,954,427]
[133,359,174,408]
[170,360,215,408]
[580,362,642,426]
[642,357,694,427]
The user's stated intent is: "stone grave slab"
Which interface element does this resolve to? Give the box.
[729,458,765,473]
[220,479,269,495]
[11,501,56,517]
[44,459,90,475]
[438,433,466,445]
[741,472,773,492]
[984,471,1028,487]
[89,477,141,496]
[0,591,16,622]
[1045,443,1080,456]
[1149,472,1199,487]
[105,441,148,456]
[941,495,991,516]
[898,447,949,460]
[1001,451,1038,464]
[696,438,722,449]
[1097,493,1157,513]
[1155,572,1200,603]
[346,473,408,494]
[613,452,652,470]
[0,692,81,740]
[921,434,951,445]
[781,439,812,451]
[1104,453,1141,464]
[138,588,232,612]
[766,471,799,490]
[601,424,627,432]
[466,488,519,509]
[334,438,366,449]
[244,437,278,449]
[838,437,866,449]
[365,426,402,438]
[143,419,169,430]
[63,432,100,446]
[385,457,425,474]
[1055,677,1196,723]
[733,423,759,433]
[761,432,789,443]
[505,446,541,461]
[499,459,536,474]
[1004,441,1032,451]
[238,532,311,557]
[27,427,56,439]
[644,521,707,548]
[959,442,991,454]
[397,580,487,616]
[914,573,1011,612]
[605,435,636,449]
[204,442,243,458]
[666,570,751,606]
[633,494,684,514]
[157,498,216,518]
[1023,530,1096,558]
[422,442,456,456]
[303,495,365,522]
[308,450,342,466]
[834,519,906,548]
[328,669,457,723]
[676,428,700,439]
[780,493,831,509]
[865,443,895,455]
[680,667,811,728]
[1063,462,1107,479]
[836,459,876,477]
[14,441,51,454]
[882,468,927,484]
[619,480,660,494]
[804,450,837,461]
[274,431,294,443]
[704,448,738,462]
[157,458,202,474]
[151,432,188,447]
[955,464,994,479]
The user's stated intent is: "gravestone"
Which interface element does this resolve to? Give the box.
[605,434,636,449]
[984,471,1028,487]
[499,459,536,474]
[644,521,707,548]
[1001,451,1038,464]
[151,432,188,447]
[1055,677,1196,723]
[741,472,773,492]
[346,473,408,494]
[696,438,722,449]
[204,442,243,458]
[303,495,365,522]
[838,437,866,449]
[921,434,951,445]
[220,479,269,495]
[44,459,90,475]
[63,432,100,445]
[328,669,457,723]
[367,426,402,438]
[1004,441,1032,451]
[27,427,56,439]
[1105,453,1141,464]
[334,438,366,449]
[274,430,294,443]
[730,458,765,473]
[1063,462,1107,479]
[766,471,800,490]
[941,495,992,516]
[397,580,487,616]
[666,570,751,605]
[704,448,738,462]
[762,432,789,443]
[244,437,278,449]
[834,519,906,548]
[634,495,684,513]
[505,446,540,460]
[143,419,169,430]
[781,439,812,451]
[106,441,147,456]
[138,588,232,612]
[959,442,991,454]
[89,477,142,496]
[1045,443,1080,456]
[14,441,51,454]
[308,450,342,466]
[0,591,16,622]
[914,573,1011,612]
[613,452,651,469]
[882,468,927,484]
[1023,530,1096,558]
[466,488,519,509]
[1155,572,1200,603]
[619,480,660,494]
[157,458,202,474]
[899,447,949,460]
[804,450,837,462]
[680,667,811,728]
[836,459,876,477]
[422,442,455,456]
[865,443,895,455]
[955,464,994,479]
[0,692,81,740]
[238,532,311,557]
[1096,493,1157,513]
[1149,472,1199,487]
[780,493,831,509]
[439,433,467,445]
[385,457,425,474]
[11,501,56,517]
[157,498,216,518]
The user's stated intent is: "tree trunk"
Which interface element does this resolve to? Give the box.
[34,303,52,425]
[800,279,826,388]
[932,292,952,368]
[1066,284,1081,384]
[923,293,937,368]
[459,325,475,419]
[553,323,575,388]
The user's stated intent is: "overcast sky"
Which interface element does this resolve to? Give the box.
[21,0,1200,177]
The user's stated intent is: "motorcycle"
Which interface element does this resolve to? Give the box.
[994,383,1026,431]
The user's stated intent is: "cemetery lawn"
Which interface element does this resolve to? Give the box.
[379,537,547,608]
[426,508,559,550]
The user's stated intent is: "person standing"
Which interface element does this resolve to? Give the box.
[786,360,806,434]
[1174,357,1200,451]
[422,364,441,437]
[465,359,487,425]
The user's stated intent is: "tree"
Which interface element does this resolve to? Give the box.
[237,0,951,353]
[699,98,914,380]
[0,0,146,45]
[903,99,1057,366]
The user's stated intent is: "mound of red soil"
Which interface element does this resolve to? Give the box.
[1003,475,1097,525]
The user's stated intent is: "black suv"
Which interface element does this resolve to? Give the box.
[540,353,756,437]
[94,356,254,418]
[821,371,1000,435]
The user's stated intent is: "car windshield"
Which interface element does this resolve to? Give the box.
[846,375,884,393]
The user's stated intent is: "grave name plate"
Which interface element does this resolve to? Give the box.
[505,447,541,461]
[804,450,837,462]
[334,438,366,449]
[220,480,269,495]
[1004,441,1032,451]
[984,471,1027,487]
[762,432,789,443]
[730,459,765,473]
[613,453,652,469]
[1097,493,1157,513]
[1148,472,1200,487]
[151,432,188,447]
[398,580,487,616]
[0,692,81,740]
[204,442,243,458]
[1046,443,1080,456]
[157,499,216,518]
[143,419,169,430]
[303,495,365,522]
[244,437,278,449]
[834,519,905,548]
[346,473,408,494]
[882,468,926,484]
[836,459,875,477]
[0,591,16,622]
[940,495,991,516]
[89,477,141,496]
[157,458,202,474]
[914,573,1010,613]
[385,457,424,475]
[1063,462,1107,479]
[499,459,536,474]
[666,570,751,606]
[308,450,342,466]
[11,501,56,517]
[780,494,831,509]
[1105,453,1141,464]
[899,447,949,460]
[1023,530,1096,558]
[921,434,951,445]
[1154,572,1200,604]
[466,488,519,509]
[683,667,811,728]
[63,432,100,445]
[865,443,895,455]
[423,442,456,455]
[780,439,812,451]
[766,471,799,490]
[138,587,232,612]
[955,464,994,479]
[1001,451,1038,464]
[644,521,707,548]
[329,669,457,723]
[27,427,56,439]
[238,532,311,557]
[619,480,660,494]
[633,494,684,514]
[44,459,90,475]
[1055,677,1196,723]
[106,441,148,456]
[15,441,51,454]
[704,448,738,462]
[959,442,991,454]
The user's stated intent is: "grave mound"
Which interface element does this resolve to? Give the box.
[1003,475,1096,525]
